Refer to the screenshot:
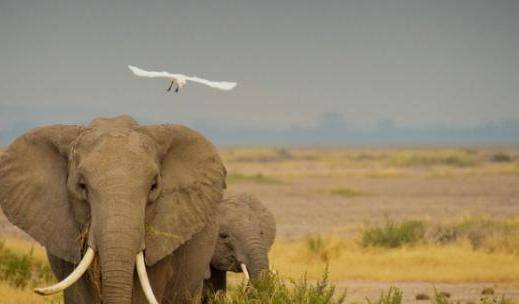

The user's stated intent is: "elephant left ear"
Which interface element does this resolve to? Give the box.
[0,125,84,263]
[138,125,226,266]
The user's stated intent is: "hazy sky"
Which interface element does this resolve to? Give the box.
[1,0,518,132]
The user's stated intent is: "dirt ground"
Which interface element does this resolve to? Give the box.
[1,147,519,301]
[227,174,519,239]
[335,281,519,303]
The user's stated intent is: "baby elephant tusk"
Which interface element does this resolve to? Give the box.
[240,263,250,282]
[34,247,95,295]
[136,251,159,304]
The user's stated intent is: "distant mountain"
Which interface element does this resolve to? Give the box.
[192,113,519,146]
[1,112,518,147]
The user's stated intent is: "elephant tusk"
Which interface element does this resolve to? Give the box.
[34,247,95,295]
[240,263,250,282]
[136,251,159,304]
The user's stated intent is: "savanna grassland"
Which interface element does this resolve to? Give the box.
[1,147,519,303]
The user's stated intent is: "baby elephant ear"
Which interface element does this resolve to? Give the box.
[138,125,226,266]
[244,194,276,248]
[0,125,84,263]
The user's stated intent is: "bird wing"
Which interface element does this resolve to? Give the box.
[128,65,181,80]
[184,76,237,91]
[129,65,237,91]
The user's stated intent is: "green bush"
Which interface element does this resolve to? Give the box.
[432,288,514,304]
[429,216,519,253]
[0,240,54,288]
[389,149,477,167]
[491,153,513,163]
[305,235,326,256]
[304,235,342,262]
[327,187,368,198]
[366,287,403,304]
[227,173,283,185]
[479,296,515,304]
[362,219,426,248]
[207,270,346,304]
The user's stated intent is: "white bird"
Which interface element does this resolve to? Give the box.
[128,65,237,93]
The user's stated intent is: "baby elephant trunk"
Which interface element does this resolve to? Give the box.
[243,235,269,281]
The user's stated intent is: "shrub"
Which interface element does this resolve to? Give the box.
[362,219,426,248]
[327,187,368,198]
[0,240,53,288]
[433,288,513,304]
[389,149,476,167]
[415,293,430,300]
[428,216,519,254]
[366,287,403,304]
[432,289,450,304]
[227,173,283,185]
[207,270,346,304]
[0,243,32,288]
[304,235,343,262]
[481,288,495,295]
[479,296,515,304]
[491,153,513,163]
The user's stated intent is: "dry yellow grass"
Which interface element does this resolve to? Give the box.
[270,237,519,283]
[0,282,62,304]
[1,238,48,263]
[323,187,370,197]
[0,238,62,303]
[221,147,519,180]
[2,230,519,300]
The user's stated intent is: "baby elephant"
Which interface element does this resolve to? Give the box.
[205,193,276,295]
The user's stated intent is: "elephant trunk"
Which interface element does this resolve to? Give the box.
[100,250,135,303]
[94,196,145,304]
[242,235,269,281]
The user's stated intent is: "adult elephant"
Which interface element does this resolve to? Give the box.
[0,115,226,304]
[204,193,276,296]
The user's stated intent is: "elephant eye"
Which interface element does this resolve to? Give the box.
[219,232,229,239]
[150,176,159,192]
[148,175,161,203]
[77,180,88,199]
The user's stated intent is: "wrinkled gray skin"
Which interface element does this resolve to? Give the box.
[204,193,276,296]
[0,116,226,304]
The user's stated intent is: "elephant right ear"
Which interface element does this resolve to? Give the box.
[139,124,226,266]
[0,125,84,263]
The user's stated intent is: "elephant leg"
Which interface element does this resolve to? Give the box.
[202,267,227,303]
[46,251,98,304]
[208,267,227,293]
[160,220,218,304]
[166,81,174,92]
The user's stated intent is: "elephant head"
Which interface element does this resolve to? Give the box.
[0,115,226,304]
[211,193,276,282]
